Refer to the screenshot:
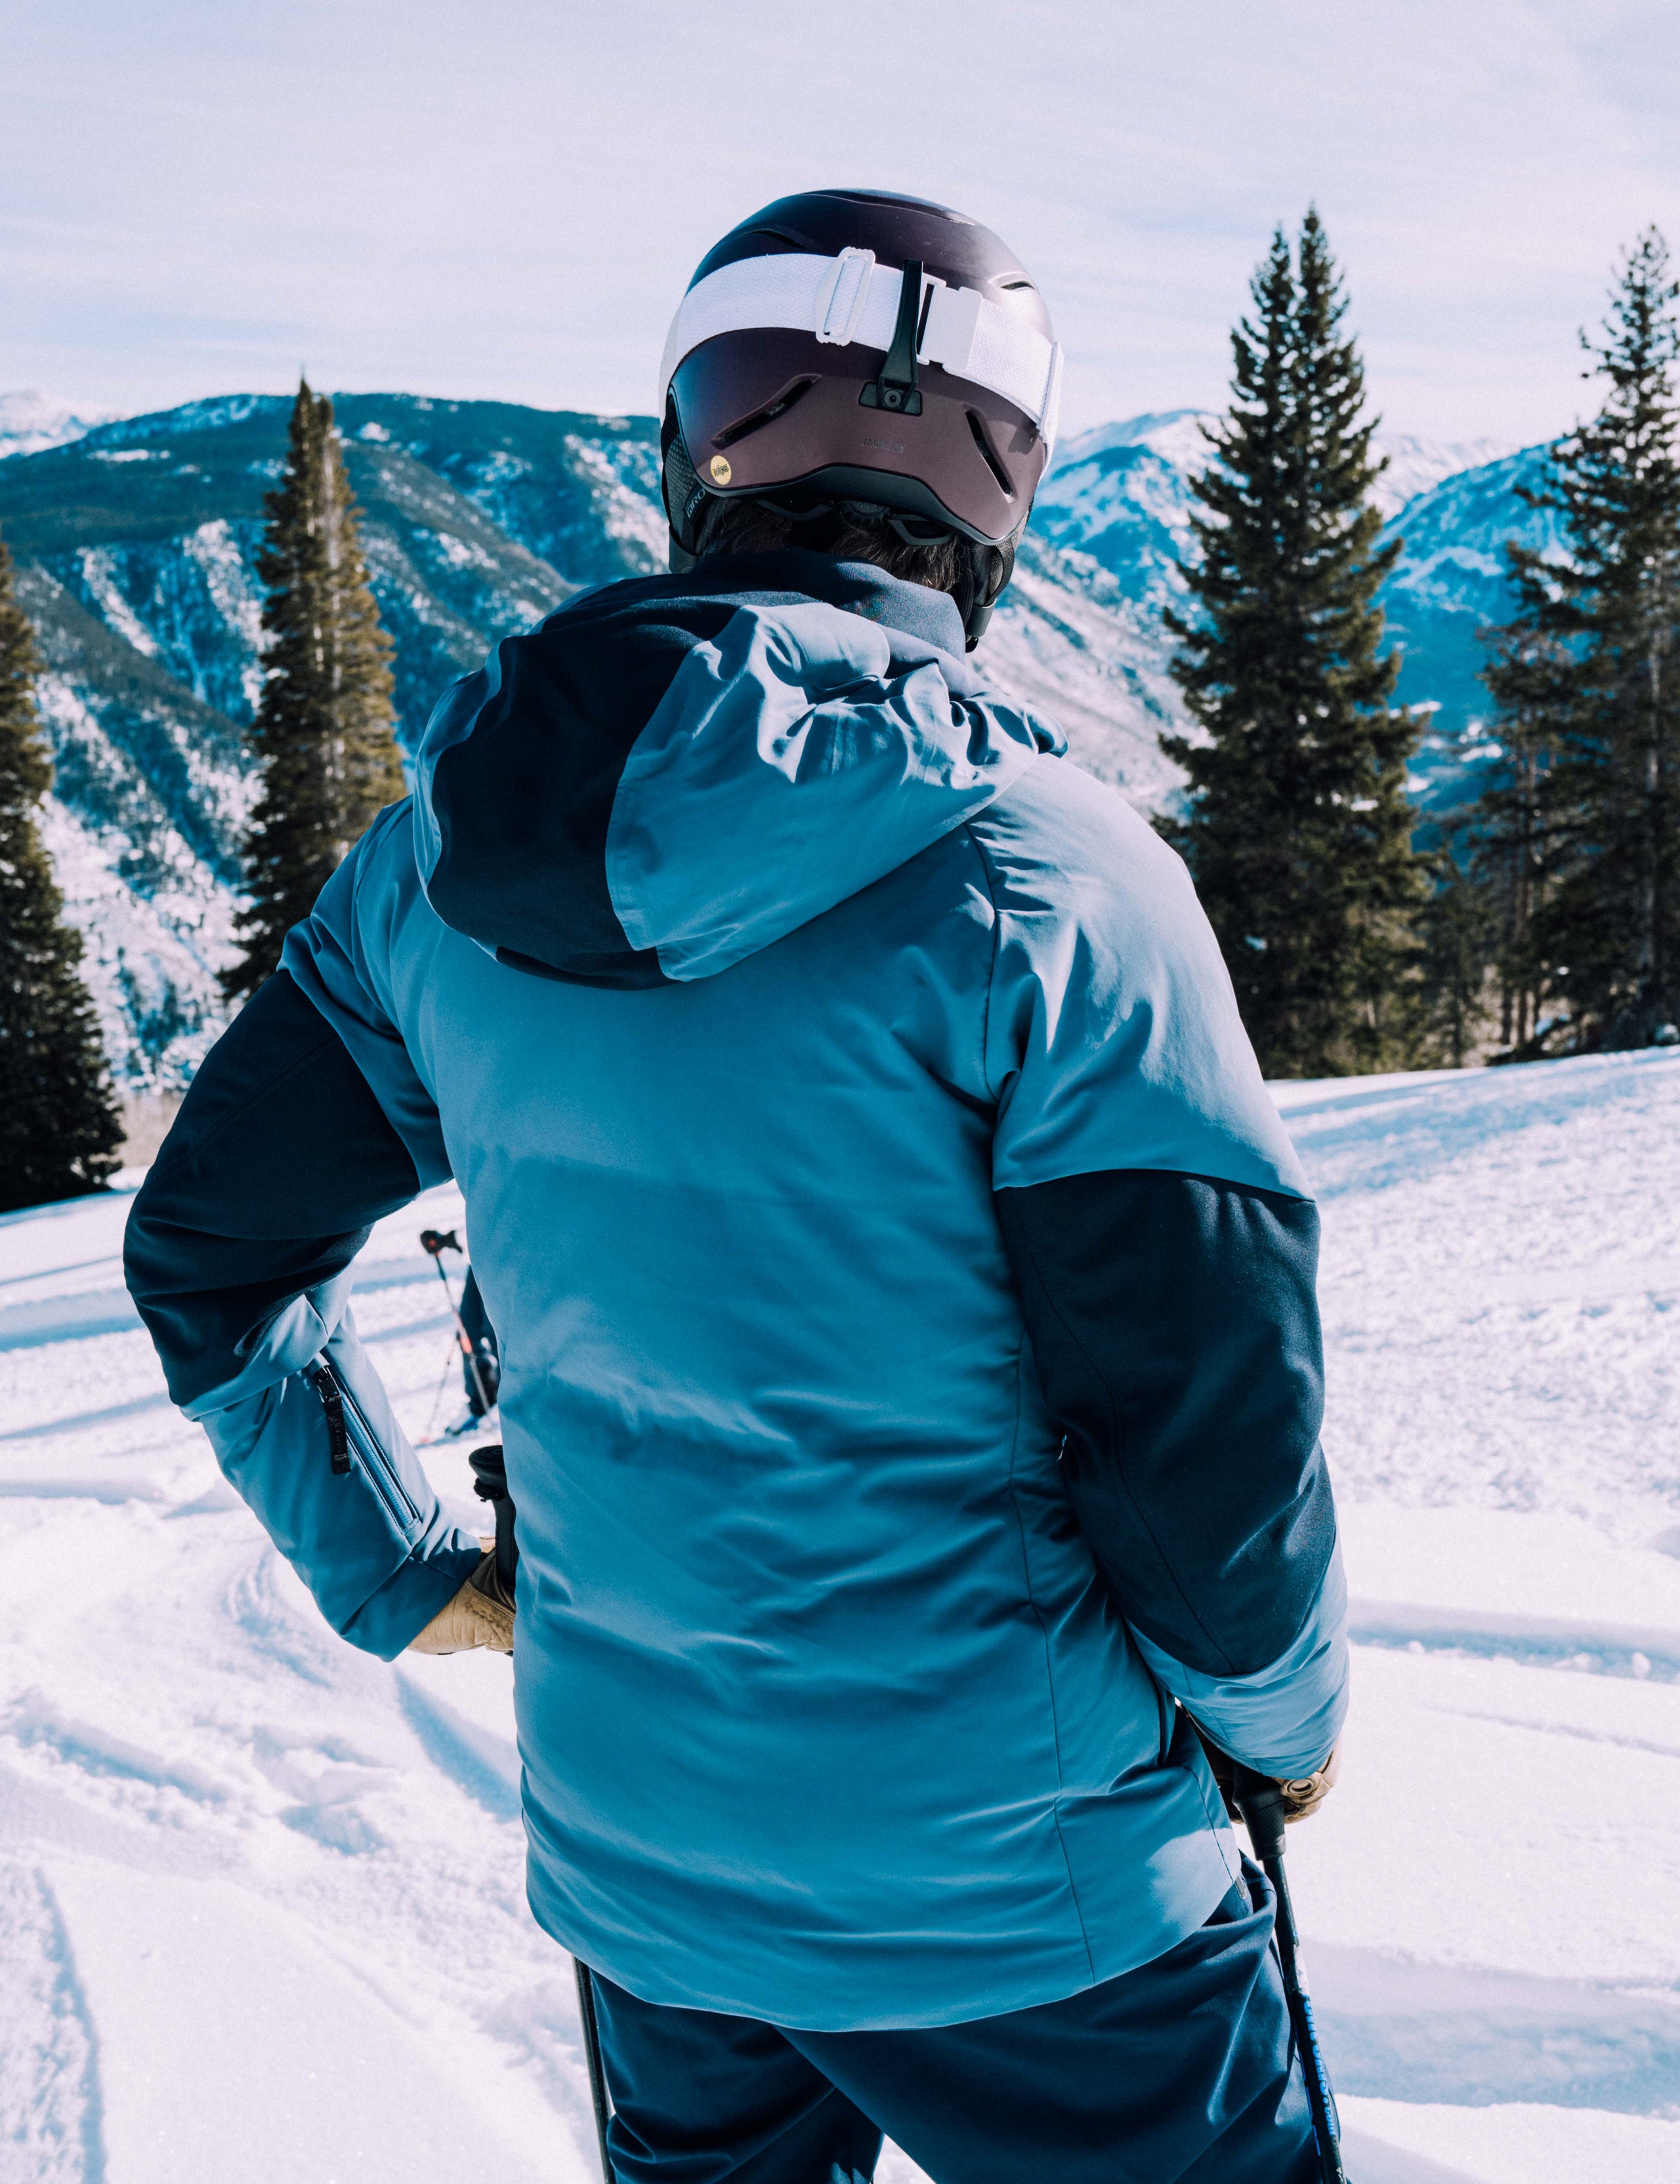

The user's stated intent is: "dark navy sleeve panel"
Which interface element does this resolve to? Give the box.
[1133,1545,1350,1781]
[995,1167,1336,1679]
[971,764,1309,1200]
[123,968,481,1657]
[124,969,421,1411]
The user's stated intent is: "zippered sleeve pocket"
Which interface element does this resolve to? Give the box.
[198,1307,480,1658]
[306,1352,426,1543]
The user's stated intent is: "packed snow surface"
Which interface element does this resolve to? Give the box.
[2,1051,1679,2181]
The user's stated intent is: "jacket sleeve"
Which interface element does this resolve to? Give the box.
[124,861,480,1658]
[980,781,1348,1778]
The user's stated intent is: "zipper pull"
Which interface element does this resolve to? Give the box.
[306,1361,352,1475]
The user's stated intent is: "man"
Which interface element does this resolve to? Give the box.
[127,190,1347,2182]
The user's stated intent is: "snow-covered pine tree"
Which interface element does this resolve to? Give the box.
[0,530,123,1210]
[1162,212,1427,1078]
[1488,230,1680,1051]
[223,380,404,999]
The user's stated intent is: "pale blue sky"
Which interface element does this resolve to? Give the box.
[5,1,1678,442]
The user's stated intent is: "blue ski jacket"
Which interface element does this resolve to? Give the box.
[126,550,1347,2032]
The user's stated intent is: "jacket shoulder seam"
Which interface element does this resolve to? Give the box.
[959,820,1005,1105]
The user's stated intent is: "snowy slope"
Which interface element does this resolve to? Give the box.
[2,1051,1677,2181]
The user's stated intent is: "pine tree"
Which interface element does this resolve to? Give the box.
[1412,850,1496,1069]
[1162,212,1428,1078]
[1488,230,1680,1050]
[223,380,404,999]
[1465,618,1571,1054]
[0,531,123,1211]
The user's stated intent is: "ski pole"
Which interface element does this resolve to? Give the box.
[1230,1763,1349,2184]
[419,1228,495,1418]
[464,1452,610,2180]
[574,1956,616,2182]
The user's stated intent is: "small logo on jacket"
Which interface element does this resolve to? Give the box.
[709,455,732,484]
[860,435,906,454]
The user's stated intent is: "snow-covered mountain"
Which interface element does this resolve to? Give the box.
[1024,408,1557,802]
[0,389,112,461]
[0,395,660,1091]
[0,394,1559,1089]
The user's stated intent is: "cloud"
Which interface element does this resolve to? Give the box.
[3,0,1676,438]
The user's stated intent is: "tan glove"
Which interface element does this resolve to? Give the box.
[1198,1725,1340,1825]
[408,1546,515,1655]
[1275,1746,1339,1823]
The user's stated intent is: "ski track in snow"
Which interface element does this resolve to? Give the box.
[3,1055,1680,2181]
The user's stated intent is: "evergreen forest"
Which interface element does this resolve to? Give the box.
[0,528,123,1210]
[1169,216,1680,1071]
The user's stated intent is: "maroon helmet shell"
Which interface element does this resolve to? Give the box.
[659,190,1061,557]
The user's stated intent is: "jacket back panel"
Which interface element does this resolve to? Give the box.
[356,790,1236,2028]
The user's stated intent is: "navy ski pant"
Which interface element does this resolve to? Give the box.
[588,1862,1318,2183]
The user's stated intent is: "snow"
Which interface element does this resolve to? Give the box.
[1043,412,1517,528]
[559,431,669,567]
[0,394,112,463]
[69,553,161,661]
[1377,436,1520,522]
[978,545,1188,808]
[1053,408,1219,477]
[32,791,237,1095]
[180,520,266,709]
[3,1056,1679,2180]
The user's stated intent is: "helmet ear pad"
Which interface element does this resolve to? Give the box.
[954,539,1015,652]
[661,398,712,561]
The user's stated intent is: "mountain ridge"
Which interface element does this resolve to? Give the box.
[0,391,1563,1089]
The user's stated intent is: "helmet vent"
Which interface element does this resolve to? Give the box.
[714,376,817,451]
[966,410,1016,499]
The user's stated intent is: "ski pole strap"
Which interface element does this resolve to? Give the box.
[1230,1765,1288,1863]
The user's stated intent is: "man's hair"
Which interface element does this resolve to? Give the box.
[695,494,964,597]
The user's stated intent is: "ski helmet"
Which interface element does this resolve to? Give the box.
[658,188,1062,648]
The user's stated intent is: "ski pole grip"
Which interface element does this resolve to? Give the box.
[1230,1765,1289,1866]
[469,1442,518,1595]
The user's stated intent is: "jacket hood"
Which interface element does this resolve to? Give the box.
[411,550,1063,987]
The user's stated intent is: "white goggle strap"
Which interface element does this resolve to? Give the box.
[658,249,1062,451]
